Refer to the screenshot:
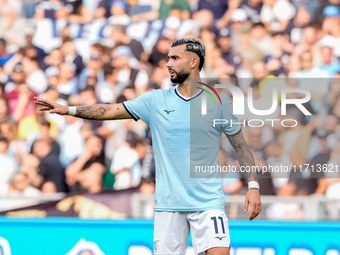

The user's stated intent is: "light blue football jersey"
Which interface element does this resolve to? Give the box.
[123,85,241,212]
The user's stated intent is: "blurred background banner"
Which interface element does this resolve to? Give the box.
[0,188,138,218]
[0,218,339,255]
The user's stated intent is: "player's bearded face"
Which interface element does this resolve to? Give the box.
[169,68,190,83]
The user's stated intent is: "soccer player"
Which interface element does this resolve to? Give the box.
[35,38,261,255]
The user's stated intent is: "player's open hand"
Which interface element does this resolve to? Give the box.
[34,97,69,115]
[244,189,261,221]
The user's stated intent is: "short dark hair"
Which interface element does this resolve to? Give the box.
[103,64,115,76]
[40,119,51,128]
[111,25,126,33]
[0,38,6,46]
[26,56,39,64]
[171,38,206,71]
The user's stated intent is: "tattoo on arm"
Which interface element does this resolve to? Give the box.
[76,106,106,120]
[226,132,258,182]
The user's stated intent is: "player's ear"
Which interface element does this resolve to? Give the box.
[190,57,199,70]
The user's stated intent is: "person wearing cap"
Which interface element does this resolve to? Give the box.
[108,0,131,26]
[3,63,25,94]
[230,8,251,31]
[315,0,340,23]
[321,5,340,35]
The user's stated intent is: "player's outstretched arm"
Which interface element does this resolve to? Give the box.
[34,97,133,120]
[226,131,261,221]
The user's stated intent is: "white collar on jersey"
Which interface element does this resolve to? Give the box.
[175,85,203,102]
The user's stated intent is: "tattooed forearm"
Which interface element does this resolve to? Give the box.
[227,131,258,182]
[75,106,106,120]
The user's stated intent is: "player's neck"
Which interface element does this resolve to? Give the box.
[177,73,201,99]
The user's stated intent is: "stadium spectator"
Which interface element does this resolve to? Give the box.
[19,153,42,190]
[57,62,78,97]
[0,121,27,166]
[158,0,190,21]
[18,103,58,140]
[79,53,104,91]
[60,38,85,76]
[260,0,296,32]
[235,27,263,70]
[27,119,61,156]
[33,138,66,193]
[112,45,149,95]
[65,134,106,193]
[0,136,17,190]
[34,0,73,20]
[315,0,340,23]
[4,81,35,121]
[318,46,340,77]
[237,0,263,23]
[0,4,28,52]
[0,97,17,124]
[111,25,144,61]
[0,39,13,66]
[22,56,48,94]
[263,32,289,77]
[302,26,322,64]
[250,22,274,57]
[58,112,85,168]
[284,6,311,44]
[0,172,41,196]
[111,131,140,190]
[96,64,121,103]
[298,50,329,113]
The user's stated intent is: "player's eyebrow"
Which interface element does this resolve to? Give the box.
[167,54,180,59]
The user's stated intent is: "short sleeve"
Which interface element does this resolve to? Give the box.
[221,97,242,136]
[260,5,274,23]
[273,0,295,21]
[122,90,156,125]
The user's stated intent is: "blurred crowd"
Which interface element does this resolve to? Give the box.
[0,0,340,215]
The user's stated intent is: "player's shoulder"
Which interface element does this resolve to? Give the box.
[145,86,175,98]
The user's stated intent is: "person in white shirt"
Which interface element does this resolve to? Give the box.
[0,136,17,190]
[22,56,48,94]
